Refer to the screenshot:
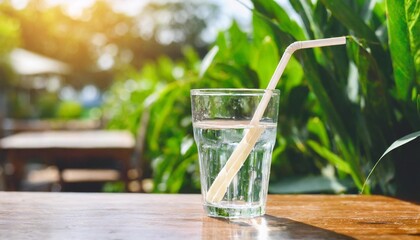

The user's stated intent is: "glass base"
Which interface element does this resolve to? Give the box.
[204,204,265,219]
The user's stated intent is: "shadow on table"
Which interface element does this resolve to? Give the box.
[203,214,354,240]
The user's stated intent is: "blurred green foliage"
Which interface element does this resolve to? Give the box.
[36,93,59,119]
[0,0,222,123]
[56,101,83,119]
[104,47,205,192]
[0,0,220,89]
[0,12,20,87]
[106,0,419,198]
[0,12,20,55]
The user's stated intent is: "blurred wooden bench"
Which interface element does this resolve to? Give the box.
[1,118,102,137]
[0,130,135,191]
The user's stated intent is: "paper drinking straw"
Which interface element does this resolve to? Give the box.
[206,36,347,203]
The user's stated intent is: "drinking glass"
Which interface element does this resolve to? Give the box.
[191,88,280,218]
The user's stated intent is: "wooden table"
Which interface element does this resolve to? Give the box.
[0,193,418,239]
[0,130,135,190]
[1,118,101,137]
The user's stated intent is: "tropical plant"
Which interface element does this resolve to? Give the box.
[104,0,419,198]
[105,48,204,192]
[213,0,418,197]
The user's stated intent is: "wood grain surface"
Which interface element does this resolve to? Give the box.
[0,193,418,239]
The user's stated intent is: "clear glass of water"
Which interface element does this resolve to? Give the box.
[191,89,280,218]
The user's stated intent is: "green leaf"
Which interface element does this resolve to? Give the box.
[199,45,219,78]
[252,9,276,44]
[380,131,420,160]
[148,81,189,150]
[386,0,418,100]
[347,37,394,156]
[307,140,352,175]
[214,30,228,58]
[250,36,279,88]
[319,0,391,77]
[212,63,254,88]
[282,56,304,92]
[361,131,420,193]
[299,51,355,162]
[272,136,287,161]
[406,0,420,84]
[180,136,194,156]
[251,0,306,41]
[168,156,193,193]
[290,0,324,39]
[228,21,251,66]
[182,46,200,70]
[319,0,378,42]
[307,117,330,148]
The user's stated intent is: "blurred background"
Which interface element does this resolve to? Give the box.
[0,0,418,200]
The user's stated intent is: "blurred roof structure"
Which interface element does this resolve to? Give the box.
[9,48,71,76]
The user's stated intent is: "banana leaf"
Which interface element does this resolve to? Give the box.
[319,0,392,78]
[386,0,418,100]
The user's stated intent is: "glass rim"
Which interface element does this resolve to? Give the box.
[190,88,280,96]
